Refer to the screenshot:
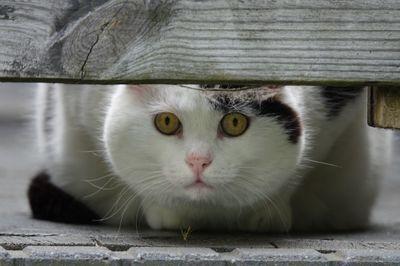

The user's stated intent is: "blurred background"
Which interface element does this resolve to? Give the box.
[0,83,35,121]
[0,83,38,217]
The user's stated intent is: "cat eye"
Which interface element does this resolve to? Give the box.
[220,112,249,137]
[154,112,181,135]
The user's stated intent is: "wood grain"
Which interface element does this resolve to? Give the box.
[368,87,400,129]
[1,0,400,84]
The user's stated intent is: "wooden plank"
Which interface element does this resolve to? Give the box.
[368,87,400,129]
[1,0,400,84]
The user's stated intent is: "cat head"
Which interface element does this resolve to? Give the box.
[103,85,304,208]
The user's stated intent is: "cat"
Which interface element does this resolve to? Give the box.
[29,83,392,232]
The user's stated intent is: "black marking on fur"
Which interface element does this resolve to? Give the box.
[322,86,364,117]
[208,94,245,113]
[28,172,100,225]
[254,99,301,144]
[209,94,301,144]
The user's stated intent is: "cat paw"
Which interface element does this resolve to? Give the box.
[144,205,182,230]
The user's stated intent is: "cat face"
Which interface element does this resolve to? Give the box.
[103,85,304,208]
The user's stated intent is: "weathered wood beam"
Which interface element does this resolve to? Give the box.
[368,87,400,129]
[1,0,400,84]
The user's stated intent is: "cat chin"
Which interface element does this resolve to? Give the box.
[183,186,214,201]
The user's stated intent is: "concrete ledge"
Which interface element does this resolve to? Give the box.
[338,249,400,265]
[1,245,400,265]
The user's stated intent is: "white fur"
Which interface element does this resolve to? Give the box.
[35,84,391,232]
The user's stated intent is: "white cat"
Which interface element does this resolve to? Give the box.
[30,84,391,232]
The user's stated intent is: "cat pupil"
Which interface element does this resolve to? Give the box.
[165,116,170,126]
[233,118,238,127]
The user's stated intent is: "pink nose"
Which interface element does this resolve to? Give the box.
[185,154,212,177]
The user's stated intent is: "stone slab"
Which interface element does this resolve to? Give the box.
[273,239,400,251]
[21,246,119,266]
[233,248,328,265]
[338,249,400,265]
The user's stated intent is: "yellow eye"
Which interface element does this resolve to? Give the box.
[154,112,181,135]
[220,112,249,137]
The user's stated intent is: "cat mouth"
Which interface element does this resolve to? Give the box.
[184,179,213,190]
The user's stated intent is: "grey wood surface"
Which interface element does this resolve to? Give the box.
[1,0,400,85]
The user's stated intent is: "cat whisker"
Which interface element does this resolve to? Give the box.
[88,182,122,192]
[83,164,140,182]
[234,177,264,207]
[219,184,244,217]
[117,192,142,233]
[235,175,290,232]
[83,173,129,199]
[252,187,289,233]
[303,158,342,168]
[136,186,168,233]
[135,194,152,235]
[261,193,290,233]
[84,167,161,197]
[84,182,124,199]
[134,182,173,234]
[96,187,132,222]
[129,175,166,187]
[225,177,276,230]
[84,176,116,190]
[84,172,116,182]
[125,169,163,177]
[250,190,273,230]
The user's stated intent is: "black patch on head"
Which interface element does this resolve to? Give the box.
[209,94,301,144]
[322,86,364,117]
[209,94,243,113]
[28,172,100,225]
[254,99,301,144]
